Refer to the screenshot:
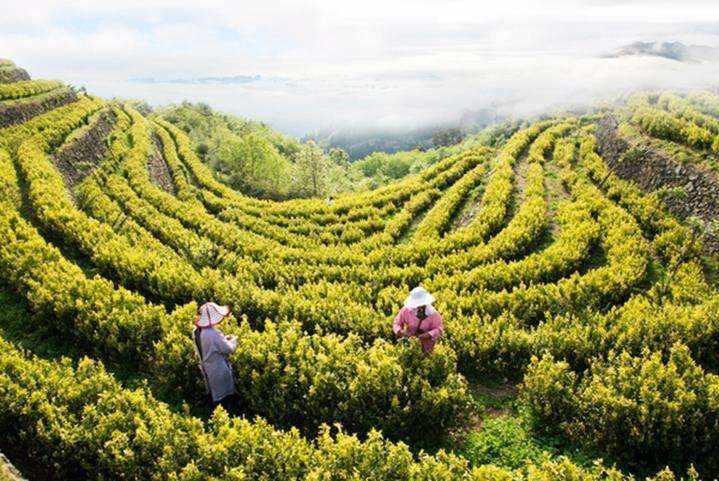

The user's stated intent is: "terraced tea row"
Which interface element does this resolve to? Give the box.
[1,67,718,480]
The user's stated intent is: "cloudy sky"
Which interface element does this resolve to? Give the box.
[3,0,719,135]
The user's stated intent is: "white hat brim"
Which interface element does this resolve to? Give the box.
[404,292,435,309]
[195,303,231,328]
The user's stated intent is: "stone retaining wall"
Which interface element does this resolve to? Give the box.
[148,132,177,195]
[596,115,719,253]
[0,88,78,128]
[53,109,117,190]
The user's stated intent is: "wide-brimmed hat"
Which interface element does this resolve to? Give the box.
[404,287,435,309]
[195,302,231,328]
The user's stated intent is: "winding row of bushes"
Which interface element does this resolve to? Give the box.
[0,79,63,101]
[0,331,676,481]
[1,110,471,444]
[413,157,489,239]
[630,101,719,153]
[0,194,469,445]
[162,113,549,264]
[522,344,719,476]
[2,74,717,481]
[517,127,719,477]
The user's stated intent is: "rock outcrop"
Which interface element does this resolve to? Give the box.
[0,66,30,84]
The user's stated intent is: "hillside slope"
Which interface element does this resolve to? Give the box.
[0,61,717,481]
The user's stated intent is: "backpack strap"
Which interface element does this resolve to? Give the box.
[192,328,210,395]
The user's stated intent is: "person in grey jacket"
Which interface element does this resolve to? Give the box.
[192,302,238,408]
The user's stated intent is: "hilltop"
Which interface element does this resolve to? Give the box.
[606,40,719,62]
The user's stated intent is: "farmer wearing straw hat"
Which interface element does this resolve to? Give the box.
[393,287,444,354]
[192,302,238,406]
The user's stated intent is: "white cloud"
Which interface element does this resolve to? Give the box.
[2,0,719,133]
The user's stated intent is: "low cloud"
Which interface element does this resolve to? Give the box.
[4,1,719,134]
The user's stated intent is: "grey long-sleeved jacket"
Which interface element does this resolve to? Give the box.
[193,327,238,402]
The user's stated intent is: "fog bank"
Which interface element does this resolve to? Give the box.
[4,1,719,135]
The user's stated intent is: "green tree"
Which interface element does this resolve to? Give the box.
[328,147,350,166]
[295,140,331,197]
[213,131,290,198]
[432,127,464,147]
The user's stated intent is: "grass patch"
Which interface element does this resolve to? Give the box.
[459,416,549,469]
[454,380,600,471]
[458,414,600,470]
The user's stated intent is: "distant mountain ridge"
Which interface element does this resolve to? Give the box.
[308,108,505,160]
[605,41,719,62]
[129,74,267,84]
